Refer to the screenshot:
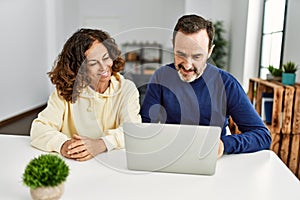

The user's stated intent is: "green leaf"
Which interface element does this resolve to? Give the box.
[22,154,69,189]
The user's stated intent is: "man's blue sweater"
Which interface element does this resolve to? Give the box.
[140,63,271,154]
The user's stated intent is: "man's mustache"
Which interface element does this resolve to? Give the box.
[178,64,198,73]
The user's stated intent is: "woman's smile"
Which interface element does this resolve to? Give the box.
[98,70,110,77]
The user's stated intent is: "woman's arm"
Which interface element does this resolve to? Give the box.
[102,82,142,151]
[30,89,69,153]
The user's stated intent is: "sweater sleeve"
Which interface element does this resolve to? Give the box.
[30,90,69,153]
[102,82,142,151]
[221,77,272,154]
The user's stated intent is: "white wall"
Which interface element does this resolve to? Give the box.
[60,0,185,49]
[0,0,50,121]
[45,0,65,93]
[242,0,264,90]
[228,0,249,84]
[283,0,300,82]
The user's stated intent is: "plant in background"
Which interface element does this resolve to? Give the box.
[210,20,228,68]
[23,154,69,189]
[282,61,298,85]
[268,65,283,77]
[283,61,298,73]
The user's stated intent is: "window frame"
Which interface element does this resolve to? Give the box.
[258,0,288,78]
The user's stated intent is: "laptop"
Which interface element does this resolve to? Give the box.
[123,122,221,175]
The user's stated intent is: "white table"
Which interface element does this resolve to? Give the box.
[0,134,299,200]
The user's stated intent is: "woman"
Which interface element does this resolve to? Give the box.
[30,28,141,161]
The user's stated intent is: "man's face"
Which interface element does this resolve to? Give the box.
[174,30,214,82]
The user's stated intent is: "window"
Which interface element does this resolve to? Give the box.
[259,0,287,79]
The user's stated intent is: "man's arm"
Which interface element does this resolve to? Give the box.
[222,77,272,154]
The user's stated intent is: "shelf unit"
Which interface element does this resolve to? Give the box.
[121,42,163,104]
[122,42,163,75]
[248,78,300,179]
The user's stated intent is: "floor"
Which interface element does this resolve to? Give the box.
[0,107,44,136]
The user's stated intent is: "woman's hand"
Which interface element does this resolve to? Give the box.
[60,135,107,161]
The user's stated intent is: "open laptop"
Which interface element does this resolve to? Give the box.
[123,122,221,175]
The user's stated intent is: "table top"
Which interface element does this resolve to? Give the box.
[0,134,299,200]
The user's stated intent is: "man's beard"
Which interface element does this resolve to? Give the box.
[177,64,206,83]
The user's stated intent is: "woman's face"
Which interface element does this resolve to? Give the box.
[85,41,113,90]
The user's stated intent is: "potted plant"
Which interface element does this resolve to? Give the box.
[268,65,283,81]
[282,61,298,85]
[23,154,69,200]
[210,20,228,68]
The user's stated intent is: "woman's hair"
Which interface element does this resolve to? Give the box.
[48,28,125,103]
[172,14,215,49]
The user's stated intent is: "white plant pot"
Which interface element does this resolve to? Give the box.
[30,183,64,200]
[266,73,273,80]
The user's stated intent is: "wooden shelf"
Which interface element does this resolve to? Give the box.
[122,42,162,75]
[248,78,300,179]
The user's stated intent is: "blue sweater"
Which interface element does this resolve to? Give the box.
[140,63,271,154]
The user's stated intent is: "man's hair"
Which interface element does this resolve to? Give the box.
[173,14,215,49]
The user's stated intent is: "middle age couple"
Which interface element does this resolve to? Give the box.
[30,14,271,162]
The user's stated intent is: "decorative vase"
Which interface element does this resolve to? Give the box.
[30,183,64,200]
[282,73,296,85]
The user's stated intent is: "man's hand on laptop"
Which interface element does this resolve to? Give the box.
[218,140,224,158]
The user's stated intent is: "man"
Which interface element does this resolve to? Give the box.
[140,14,271,157]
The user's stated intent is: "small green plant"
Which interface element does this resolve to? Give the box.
[23,154,69,189]
[283,61,298,73]
[211,20,228,68]
[268,65,283,77]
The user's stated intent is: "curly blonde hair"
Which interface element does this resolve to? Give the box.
[48,28,125,103]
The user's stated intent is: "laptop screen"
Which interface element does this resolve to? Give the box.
[123,122,221,175]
